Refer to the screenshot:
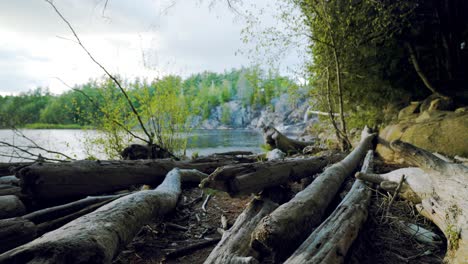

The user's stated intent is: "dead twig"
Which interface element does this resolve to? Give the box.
[202,194,212,212]
[382,174,405,223]
[164,237,221,260]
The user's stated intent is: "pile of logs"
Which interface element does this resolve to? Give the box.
[0,126,466,263]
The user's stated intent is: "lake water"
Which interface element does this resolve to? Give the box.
[0,129,264,162]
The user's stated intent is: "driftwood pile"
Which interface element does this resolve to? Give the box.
[0,127,466,264]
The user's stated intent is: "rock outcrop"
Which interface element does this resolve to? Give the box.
[377,96,468,161]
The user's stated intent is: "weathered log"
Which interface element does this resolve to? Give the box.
[0,218,37,254]
[204,197,279,264]
[250,127,375,259]
[284,150,374,264]
[0,195,26,219]
[200,153,344,197]
[0,176,19,185]
[17,159,233,201]
[263,126,314,154]
[0,194,127,254]
[0,168,183,264]
[359,140,467,263]
[23,194,128,224]
[0,184,22,196]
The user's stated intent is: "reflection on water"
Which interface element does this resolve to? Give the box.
[0,129,264,162]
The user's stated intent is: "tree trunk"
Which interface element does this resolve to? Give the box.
[0,168,183,264]
[360,140,467,264]
[0,218,36,254]
[250,127,375,260]
[16,159,231,201]
[0,195,26,219]
[284,150,374,263]
[263,126,315,154]
[200,153,344,197]
[204,197,279,264]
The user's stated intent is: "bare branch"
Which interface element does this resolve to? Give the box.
[44,0,154,145]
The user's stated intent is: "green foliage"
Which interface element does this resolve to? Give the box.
[220,104,231,125]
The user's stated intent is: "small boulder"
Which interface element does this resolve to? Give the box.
[398,101,421,120]
[266,149,286,161]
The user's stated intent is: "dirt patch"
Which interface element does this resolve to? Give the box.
[114,188,250,264]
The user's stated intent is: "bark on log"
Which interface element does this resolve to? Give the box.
[0,195,26,219]
[0,194,127,254]
[200,153,344,197]
[284,150,374,264]
[0,218,36,254]
[250,127,376,259]
[23,194,128,224]
[263,126,315,154]
[204,197,279,264]
[359,140,468,264]
[0,168,183,264]
[17,159,231,201]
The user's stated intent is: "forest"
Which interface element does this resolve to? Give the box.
[0,67,297,129]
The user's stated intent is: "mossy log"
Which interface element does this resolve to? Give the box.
[284,150,374,264]
[204,197,279,264]
[200,153,343,197]
[360,140,468,264]
[250,127,376,260]
[16,159,229,201]
[263,126,315,154]
[0,168,183,264]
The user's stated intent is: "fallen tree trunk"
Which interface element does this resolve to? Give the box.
[17,159,233,201]
[284,150,374,264]
[0,195,26,219]
[200,153,344,197]
[0,194,128,254]
[204,197,279,264]
[263,126,315,154]
[23,194,128,224]
[359,140,468,264]
[250,127,376,260]
[0,168,184,264]
[0,218,36,254]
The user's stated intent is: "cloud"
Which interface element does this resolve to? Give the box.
[0,0,302,95]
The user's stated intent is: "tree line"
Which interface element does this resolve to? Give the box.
[0,67,298,130]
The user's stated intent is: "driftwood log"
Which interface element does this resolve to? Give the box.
[358,140,468,264]
[0,218,36,254]
[16,159,232,201]
[0,195,26,219]
[204,197,279,264]
[200,153,343,197]
[284,150,374,263]
[250,127,376,260]
[0,168,184,264]
[0,194,129,254]
[263,126,314,154]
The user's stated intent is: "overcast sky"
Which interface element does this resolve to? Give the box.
[0,0,302,95]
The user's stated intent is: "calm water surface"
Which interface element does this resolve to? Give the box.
[0,129,263,162]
